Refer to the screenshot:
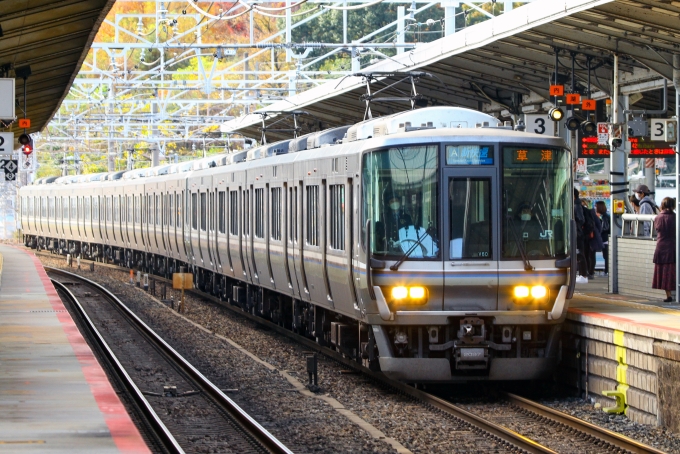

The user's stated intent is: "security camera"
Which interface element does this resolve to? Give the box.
[609,137,622,149]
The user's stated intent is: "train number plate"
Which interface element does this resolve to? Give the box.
[459,348,485,360]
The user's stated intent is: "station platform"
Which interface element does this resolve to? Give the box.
[563,274,680,429]
[0,245,149,453]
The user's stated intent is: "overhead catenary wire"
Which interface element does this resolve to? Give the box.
[184,0,252,20]
[321,0,387,11]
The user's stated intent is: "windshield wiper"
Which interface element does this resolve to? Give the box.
[506,215,534,271]
[390,229,430,271]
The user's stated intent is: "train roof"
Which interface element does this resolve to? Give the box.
[32,107,568,187]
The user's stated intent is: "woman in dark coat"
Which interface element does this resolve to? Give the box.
[653,197,676,302]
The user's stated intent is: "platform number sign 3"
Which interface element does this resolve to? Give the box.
[524,114,554,136]
[650,119,677,142]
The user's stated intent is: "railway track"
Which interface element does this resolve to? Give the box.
[47,266,292,454]
[42,255,666,454]
[501,393,665,454]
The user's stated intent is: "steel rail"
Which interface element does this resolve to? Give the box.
[47,267,293,454]
[504,393,666,454]
[40,256,661,454]
[50,278,184,454]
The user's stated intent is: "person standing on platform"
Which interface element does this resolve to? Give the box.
[636,184,658,236]
[574,188,588,284]
[653,197,676,303]
[595,201,610,275]
[582,199,602,279]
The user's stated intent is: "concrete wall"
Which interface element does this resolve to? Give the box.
[609,237,667,300]
[559,314,680,429]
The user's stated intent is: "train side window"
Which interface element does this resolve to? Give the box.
[306,185,319,246]
[169,194,173,227]
[218,191,225,233]
[229,191,238,235]
[289,187,298,243]
[192,193,198,230]
[271,187,281,241]
[63,197,68,219]
[329,184,345,250]
[254,188,264,239]
[243,190,250,237]
[200,192,207,231]
[147,194,153,225]
[71,197,77,220]
[176,193,182,228]
[85,197,91,221]
[41,197,47,218]
[209,193,215,231]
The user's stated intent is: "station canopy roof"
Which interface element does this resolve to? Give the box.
[223,0,680,142]
[0,0,115,146]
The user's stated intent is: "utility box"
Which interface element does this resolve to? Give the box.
[627,118,648,137]
[172,273,193,290]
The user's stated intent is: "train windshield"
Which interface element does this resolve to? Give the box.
[362,145,439,259]
[502,146,570,260]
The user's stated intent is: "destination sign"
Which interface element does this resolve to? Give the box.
[579,137,610,158]
[446,145,494,165]
[628,137,675,156]
[509,147,557,164]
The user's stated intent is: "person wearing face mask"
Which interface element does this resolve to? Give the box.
[385,196,413,249]
[635,184,658,236]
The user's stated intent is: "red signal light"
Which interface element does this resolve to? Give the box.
[22,144,32,155]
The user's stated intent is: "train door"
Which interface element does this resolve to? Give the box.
[443,168,498,311]
[285,184,299,297]
[201,190,211,267]
[165,192,172,257]
[228,188,245,278]
[210,191,221,272]
[174,192,182,260]
[292,181,309,301]
[243,186,257,284]
[216,189,228,275]
[184,190,192,263]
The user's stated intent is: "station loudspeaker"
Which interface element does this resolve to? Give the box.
[580,120,596,136]
[548,107,564,122]
[565,116,581,131]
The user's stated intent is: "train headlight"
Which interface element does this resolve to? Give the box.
[409,286,426,299]
[391,286,408,300]
[513,286,530,298]
[531,285,547,298]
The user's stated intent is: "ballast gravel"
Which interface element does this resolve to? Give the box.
[39,254,680,453]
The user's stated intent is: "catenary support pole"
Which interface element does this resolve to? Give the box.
[610,54,624,294]
[674,54,679,302]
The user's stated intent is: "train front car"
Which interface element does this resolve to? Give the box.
[361,122,573,382]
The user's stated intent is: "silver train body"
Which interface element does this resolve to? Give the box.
[21,107,576,382]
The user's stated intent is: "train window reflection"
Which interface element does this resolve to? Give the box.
[362,145,439,259]
[502,147,570,260]
[449,178,491,259]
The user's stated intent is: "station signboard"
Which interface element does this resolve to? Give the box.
[628,137,675,156]
[579,137,610,158]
